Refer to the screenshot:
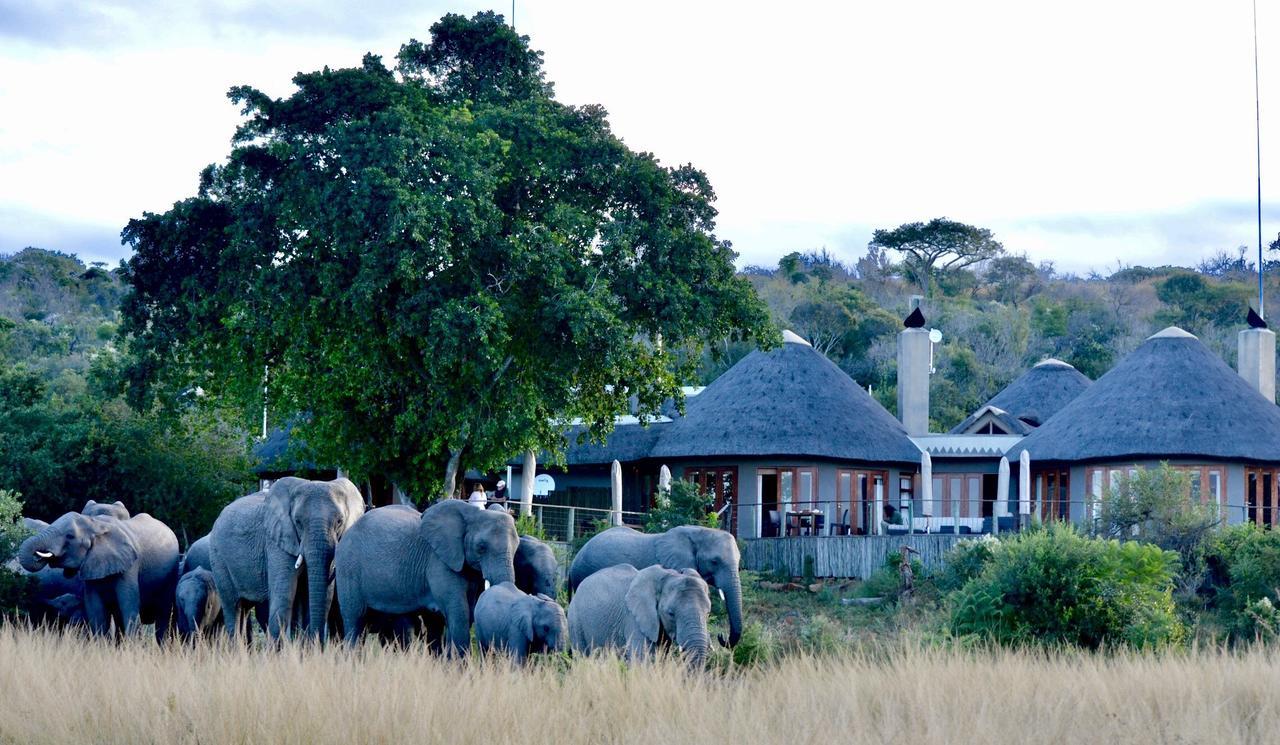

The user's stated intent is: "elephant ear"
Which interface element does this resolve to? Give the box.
[654,527,697,571]
[626,565,667,644]
[332,478,366,536]
[81,517,139,581]
[420,500,468,573]
[264,478,302,555]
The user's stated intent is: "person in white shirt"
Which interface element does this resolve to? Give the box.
[468,483,488,509]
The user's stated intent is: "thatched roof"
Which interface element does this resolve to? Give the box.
[560,422,669,466]
[253,421,325,475]
[950,359,1091,435]
[1006,327,1280,464]
[648,332,922,464]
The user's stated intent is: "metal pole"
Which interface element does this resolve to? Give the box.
[1255,0,1265,318]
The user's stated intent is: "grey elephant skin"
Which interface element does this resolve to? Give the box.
[568,525,743,646]
[175,567,222,641]
[515,535,559,598]
[19,512,179,640]
[568,564,712,669]
[335,500,518,655]
[181,535,212,576]
[22,567,85,629]
[474,582,566,664]
[209,478,363,642]
[82,500,130,520]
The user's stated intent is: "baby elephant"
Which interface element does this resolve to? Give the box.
[568,564,712,669]
[175,567,222,641]
[474,582,567,664]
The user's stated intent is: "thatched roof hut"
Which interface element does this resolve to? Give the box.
[649,331,921,464]
[950,358,1091,435]
[1006,327,1280,464]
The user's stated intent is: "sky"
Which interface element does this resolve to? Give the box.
[1,0,1277,275]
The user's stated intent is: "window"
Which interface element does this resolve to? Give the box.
[1035,469,1071,521]
[1247,468,1278,528]
[1086,464,1227,521]
[684,467,738,534]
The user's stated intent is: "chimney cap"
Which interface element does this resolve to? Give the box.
[1248,307,1269,329]
[903,307,926,328]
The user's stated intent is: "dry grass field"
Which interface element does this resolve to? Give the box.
[0,627,1277,745]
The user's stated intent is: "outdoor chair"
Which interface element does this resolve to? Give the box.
[830,509,851,535]
[937,525,956,535]
[767,510,781,537]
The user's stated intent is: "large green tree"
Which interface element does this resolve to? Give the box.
[120,12,775,500]
[868,218,1004,298]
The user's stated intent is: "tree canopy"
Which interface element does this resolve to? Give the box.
[119,12,775,500]
[868,218,1004,298]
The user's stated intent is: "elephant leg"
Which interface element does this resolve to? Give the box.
[82,589,111,637]
[265,550,300,641]
[114,576,143,637]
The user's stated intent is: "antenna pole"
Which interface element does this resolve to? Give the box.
[1255,0,1265,318]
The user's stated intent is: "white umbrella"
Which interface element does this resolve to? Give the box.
[611,460,624,526]
[521,450,536,517]
[658,464,672,494]
[920,451,934,526]
[997,456,1010,519]
[1018,450,1031,516]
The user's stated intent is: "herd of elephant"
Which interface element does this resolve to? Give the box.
[14,476,744,668]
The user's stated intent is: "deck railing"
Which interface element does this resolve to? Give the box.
[518,503,646,542]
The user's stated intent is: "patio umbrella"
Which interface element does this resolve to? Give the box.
[919,451,933,517]
[611,460,624,526]
[658,464,672,493]
[997,456,1010,519]
[521,450,536,517]
[1018,449,1031,516]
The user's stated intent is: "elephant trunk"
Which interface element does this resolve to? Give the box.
[18,530,51,573]
[719,568,743,648]
[304,519,334,642]
[484,552,516,587]
[676,610,711,670]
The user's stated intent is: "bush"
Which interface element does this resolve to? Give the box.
[949,524,1184,649]
[513,512,547,542]
[644,480,718,533]
[0,490,36,622]
[936,535,999,593]
[1211,526,1280,639]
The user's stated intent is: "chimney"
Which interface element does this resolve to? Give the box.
[897,297,931,434]
[1239,308,1276,403]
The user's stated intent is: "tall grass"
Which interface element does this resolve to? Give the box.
[0,627,1277,744]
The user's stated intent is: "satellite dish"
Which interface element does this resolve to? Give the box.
[928,328,943,344]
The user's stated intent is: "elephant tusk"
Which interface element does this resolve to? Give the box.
[294,554,303,570]
[718,634,730,648]
[34,550,53,559]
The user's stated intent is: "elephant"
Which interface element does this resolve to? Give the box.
[335,500,518,655]
[209,478,364,642]
[21,567,85,629]
[208,491,272,640]
[21,517,48,533]
[181,535,212,576]
[514,535,559,598]
[82,500,130,520]
[18,512,180,641]
[567,564,712,669]
[175,567,222,641]
[568,525,743,646]
[474,581,567,664]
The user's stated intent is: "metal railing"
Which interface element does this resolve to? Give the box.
[720,497,1270,539]
[518,503,647,542]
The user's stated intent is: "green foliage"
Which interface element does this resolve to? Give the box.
[0,491,35,622]
[1204,526,1280,639]
[1094,464,1219,596]
[644,480,718,533]
[936,535,999,593]
[949,524,1184,649]
[1155,272,1252,333]
[868,218,1004,298]
[513,512,547,542]
[119,13,776,501]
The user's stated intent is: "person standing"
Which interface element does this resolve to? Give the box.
[468,483,488,509]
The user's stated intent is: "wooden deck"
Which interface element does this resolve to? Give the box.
[741,534,970,579]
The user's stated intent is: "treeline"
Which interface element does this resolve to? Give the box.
[731,241,1272,430]
[0,248,253,541]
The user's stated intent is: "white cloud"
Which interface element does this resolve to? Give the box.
[1,0,1276,272]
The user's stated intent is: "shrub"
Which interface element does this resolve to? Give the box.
[936,535,999,593]
[513,512,548,542]
[1213,527,1280,639]
[949,524,1184,649]
[644,480,718,533]
[0,490,35,622]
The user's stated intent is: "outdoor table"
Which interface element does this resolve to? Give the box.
[785,509,823,536]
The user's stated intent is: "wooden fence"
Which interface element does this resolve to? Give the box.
[741,534,970,579]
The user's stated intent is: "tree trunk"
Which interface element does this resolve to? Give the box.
[442,447,464,500]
